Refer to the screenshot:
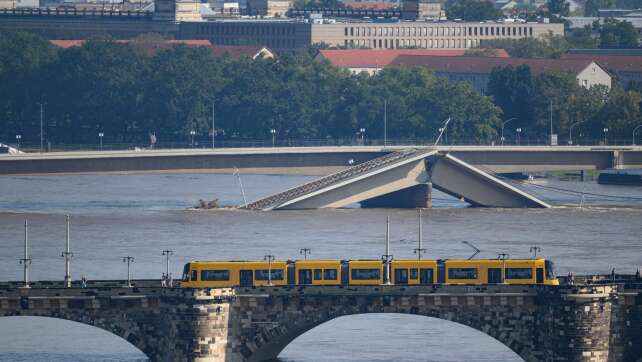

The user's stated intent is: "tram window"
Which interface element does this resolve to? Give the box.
[255,269,284,280]
[448,268,478,279]
[324,269,337,280]
[191,270,197,281]
[506,268,532,279]
[545,261,555,279]
[410,268,418,279]
[183,264,190,281]
[201,270,230,281]
[314,269,323,280]
[351,268,381,280]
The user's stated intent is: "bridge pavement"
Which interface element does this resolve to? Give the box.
[1,146,642,176]
[1,277,641,362]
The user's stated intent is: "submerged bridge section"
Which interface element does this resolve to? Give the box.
[0,277,641,362]
[243,148,550,210]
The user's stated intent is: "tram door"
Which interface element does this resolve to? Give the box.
[299,269,313,285]
[240,270,253,287]
[394,269,408,285]
[488,268,503,284]
[419,268,433,285]
[536,268,544,284]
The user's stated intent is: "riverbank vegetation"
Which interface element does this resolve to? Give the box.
[0,31,640,147]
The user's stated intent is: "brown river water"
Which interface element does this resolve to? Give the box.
[0,172,641,362]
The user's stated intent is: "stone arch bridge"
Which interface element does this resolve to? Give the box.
[0,279,641,362]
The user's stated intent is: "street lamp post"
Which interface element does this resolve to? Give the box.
[500,117,516,146]
[569,121,584,145]
[19,219,31,289]
[264,254,275,285]
[98,132,104,151]
[383,99,387,147]
[123,256,134,287]
[516,128,522,145]
[359,127,366,145]
[162,249,173,287]
[270,129,276,147]
[529,246,542,259]
[603,128,609,145]
[498,253,509,283]
[37,102,46,153]
[189,130,196,148]
[633,124,642,146]
[62,215,74,288]
[299,248,311,260]
[15,134,21,150]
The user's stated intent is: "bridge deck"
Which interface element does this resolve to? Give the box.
[243,148,435,210]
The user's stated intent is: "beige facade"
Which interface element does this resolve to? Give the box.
[154,0,201,22]
[0,0,15,8]
[311,21,564,49]
[247,0,291,17]
[576,62,612,89]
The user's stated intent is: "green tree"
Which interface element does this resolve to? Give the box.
[547,0,569,16]
[487,65,534,129]
[598,18,640,48]
[584,0,613,16]
[479,34,569,58]
[566,26,599,49]
[446,0,503,21]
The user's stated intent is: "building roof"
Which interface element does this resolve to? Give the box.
[345,2,396,10]
[391,55,601,75]
[49,40,275,59]
[317,48,509,68]
[50,39,212,49]
[210,45,275,59]
[562,53,642,73]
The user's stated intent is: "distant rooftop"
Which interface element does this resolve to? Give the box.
[391,55,601,75]
[317,49,509,68]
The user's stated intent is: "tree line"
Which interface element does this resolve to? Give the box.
[0,31,640,148]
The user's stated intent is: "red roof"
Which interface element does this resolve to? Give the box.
[561,54,642,73]
[50,39,212,50]
[49,40,85,48]
[210,45,274,59]
[345,2,396,10]
[317,49,509,68]
[49,40,274,59]
[391,55,599,75]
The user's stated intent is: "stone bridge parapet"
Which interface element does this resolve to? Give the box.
[0,279,640,362]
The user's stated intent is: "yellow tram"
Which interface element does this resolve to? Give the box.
[180,258,559,288]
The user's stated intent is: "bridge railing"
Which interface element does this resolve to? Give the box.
[4,137,640,154]
[0,279,163,290]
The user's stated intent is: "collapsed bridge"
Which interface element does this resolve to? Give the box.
[242,148,550,210]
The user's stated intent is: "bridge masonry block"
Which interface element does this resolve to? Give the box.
[608,292,642,362]
[538,286,617,362]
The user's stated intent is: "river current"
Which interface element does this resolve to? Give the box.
[0,172,641,362]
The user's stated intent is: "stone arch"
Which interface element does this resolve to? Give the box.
[243,306,538,362]
[0,311,149,358]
